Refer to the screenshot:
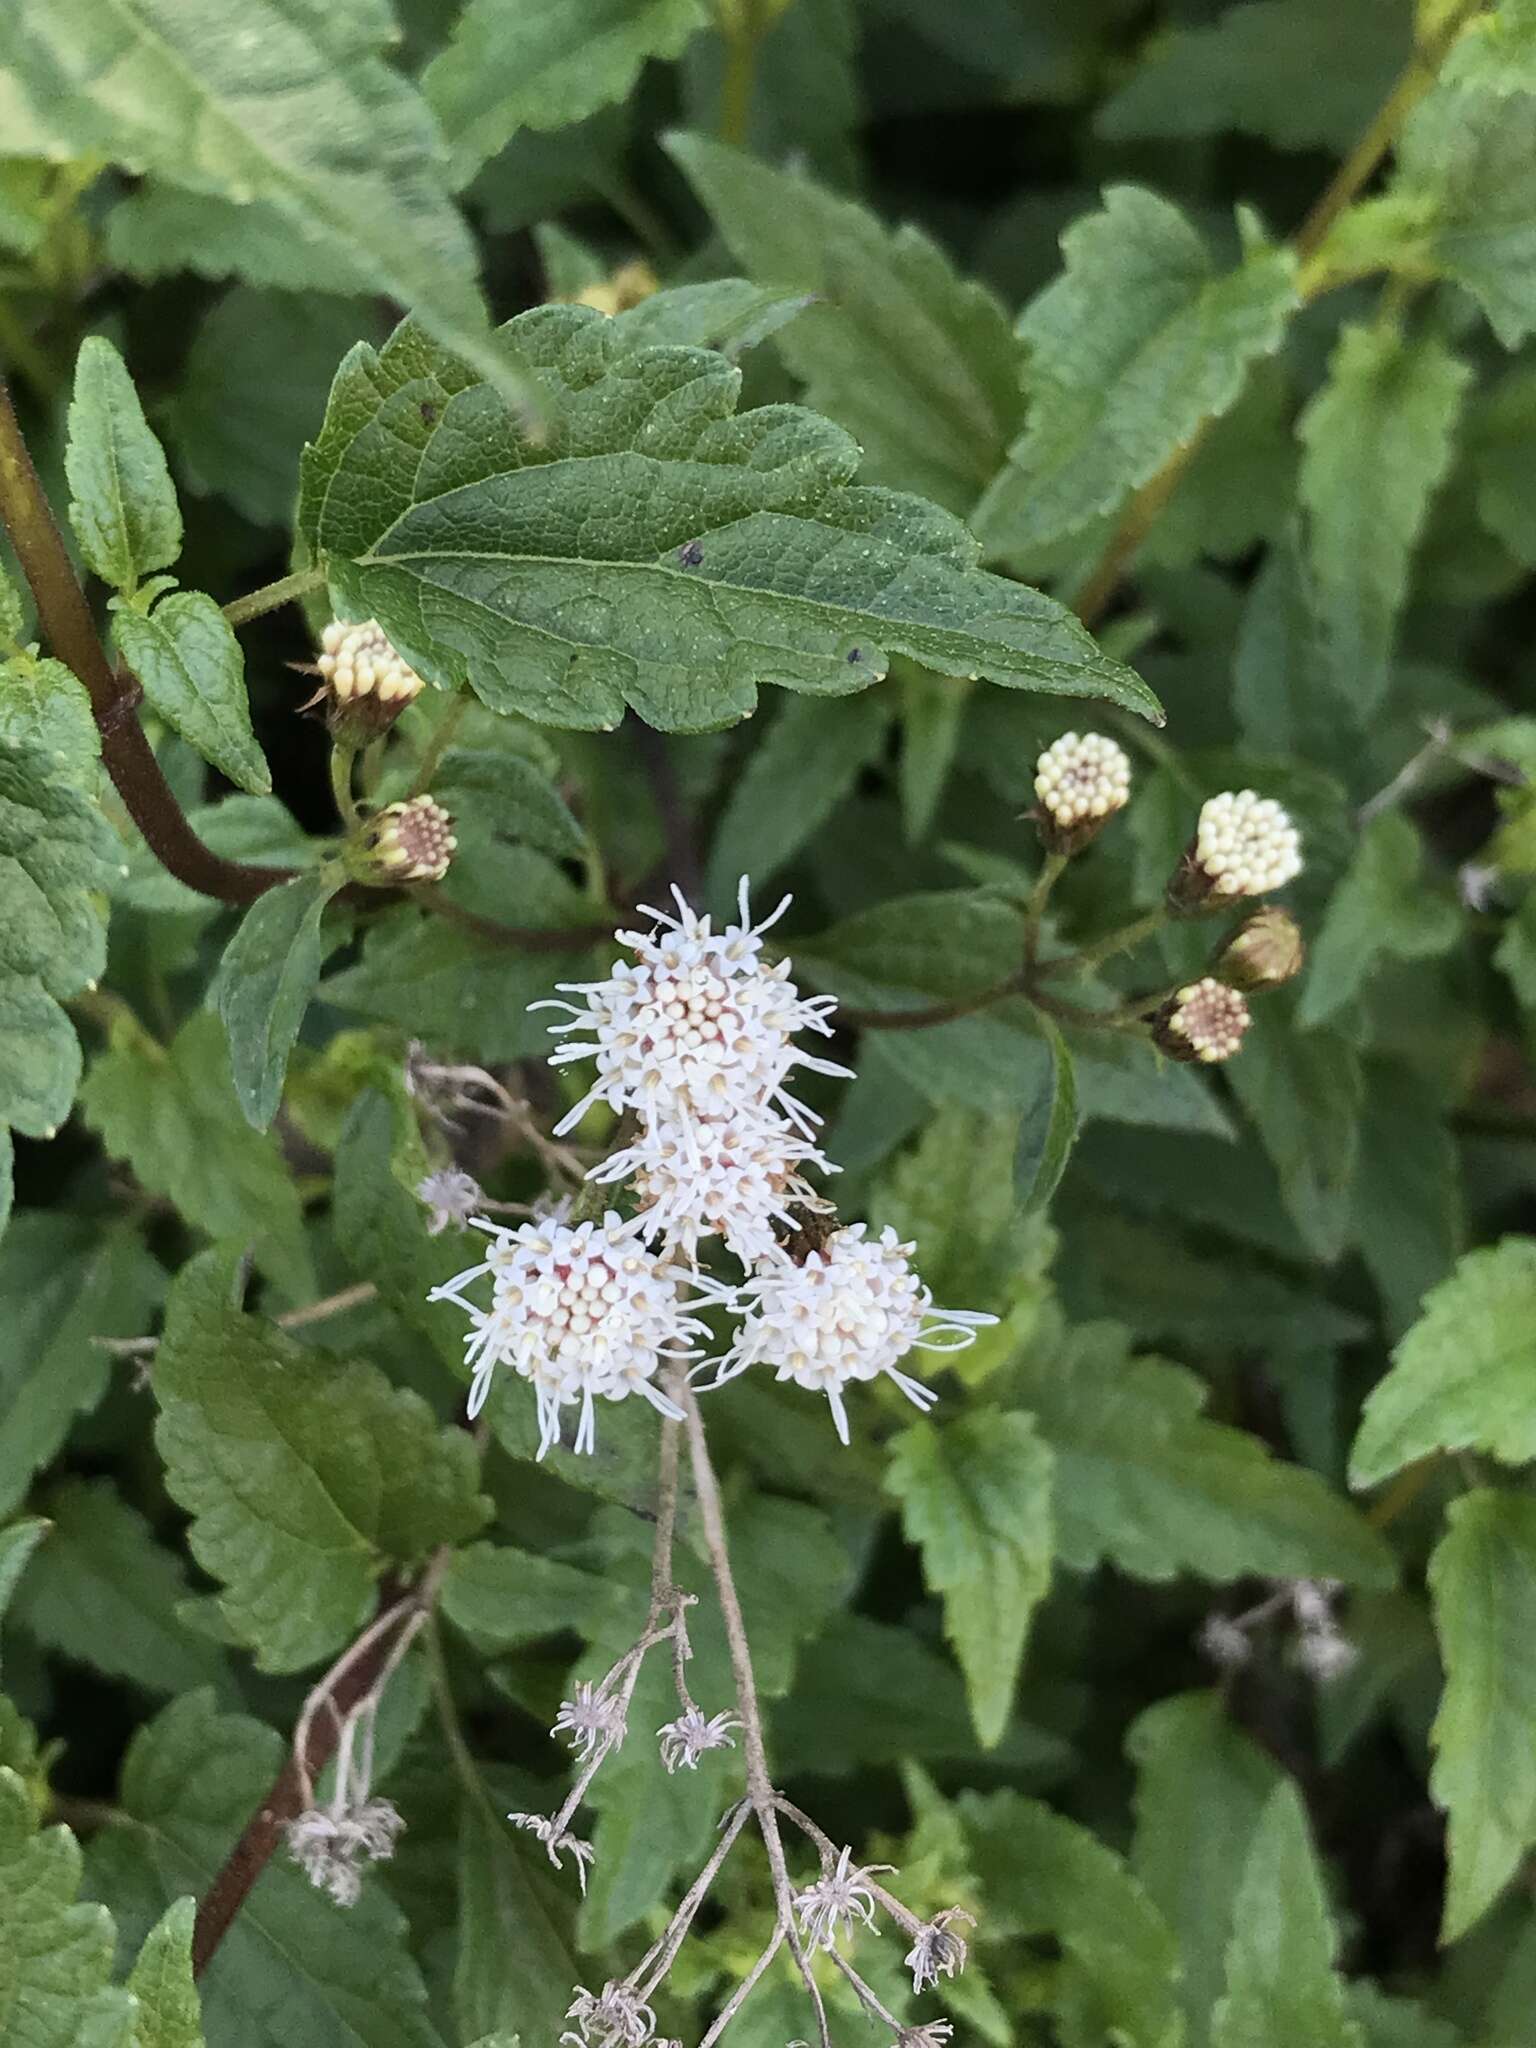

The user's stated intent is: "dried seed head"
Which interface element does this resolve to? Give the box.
[791,1845,891,1951]
[562,1982,656,2048]
[552,1680,629,1764]
[1198,1613,1253,1670]
[286,1797,404,1907]
[1032,730,1131,851]
[508,1811,597,1891]
[1217,905,1305,991]
[1171,789,1303,908]
[362,795,457,884]
[904,1907,975,1993]
[416,1167,484,1235]
[656,1705,742,1773]
[1296,1625,1358,1683]
[894,2026,954,2048]
[315,619,424,732]
[1152,978,1251,1065]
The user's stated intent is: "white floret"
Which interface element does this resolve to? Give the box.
[1034,731,1131,827]
[1195,790,1303,897]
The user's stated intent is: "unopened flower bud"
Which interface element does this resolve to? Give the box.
[1032,730,1131,852]
[1216,906,1305,991]
[354,795,456,885]
[1151,976,1251,1064]
[1168,790,1303,911]
[571,258,659,316]
[314,619,423,734]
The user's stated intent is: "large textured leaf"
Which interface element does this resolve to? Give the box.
[1427,1490,1536,1941]
[125,1897,205,2048]
[80,1011,312,1296]
[0,654,100,787]
[6,0,537,416]
[0,1767,134,2048]
[88,1692,446,2048]
[1297,326,1468,711]
[669,133,1023,511]
[453,1797,579,2045]
[0,1215,163,1519]
[10,1478,232,1699]
[0,741,121,1165]
[298,303,1159,733]
[1298,814,1462,1029]
[1212,1785,1364,2048]
[975,186,1298,558]
[886,1410,1055,1746]
[1012,1318,1395,1587]
[426,0,708,185]
[1130,1695,1283,2048]
[1226,997,1363,1264]
[64,336,182,595]
[0,1517,48,1643]
[112,593,272,796]
[153,1246,488,1672]
[1351,1239,1536,1486]
[960,1790,1184,2048]
[1352,1061,1462,1338]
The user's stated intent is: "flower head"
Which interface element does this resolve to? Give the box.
[562,1982,656,2048]
[1217,905,1305,990]
[508,1810,596,1891]
[363,794,457,884]
[657,1705,742,1773]
[416,1167,484,1235]
[1152,978,1251,1065]
[317,619,424,708]
[904,1907,974,1993]
[1198,1613,1253,1670]
[1187,790,1303,903]
[553,1680,628,1763]
[894,2025,955,2048]
[286,1797,403,1907]
[429,1210,716,1454]
[792,1845,890,1951]
[593,1109,834,1265]
[532,879,849,1141]
[1033,731,1131,849]
[703,1224,995,1444]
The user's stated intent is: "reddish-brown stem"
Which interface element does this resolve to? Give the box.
[190,1578,419,1976]
[0,377,295,904]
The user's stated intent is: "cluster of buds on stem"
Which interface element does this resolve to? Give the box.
[313,618,424,735]
[346,793,457,887]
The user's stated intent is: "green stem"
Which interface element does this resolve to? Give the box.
[717,20,760,144]
[330,738,362,832]
[222,564,327,629]
[0,297,61,403]
[1023,851,1066,967]
[1050,906,1170,980]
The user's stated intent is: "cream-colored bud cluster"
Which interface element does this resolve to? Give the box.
[1034,731,1131,828]
[1194,790,1303,900]
[372,795,456,883]
[317,620,423,706]
[1157,977,1251,1064]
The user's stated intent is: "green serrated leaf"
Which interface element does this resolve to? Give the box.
[454,1797,579,2045]
[1096,0,1411,152]
[975,187,1298,558]
[0,1215,162,1520]
[0,656,100,785]
[669,131,1023,512]
[886,1410,1054,1747]
[1212,1784,1364,2048]
[1299,813,1462,1028]
[426,0,708,186]
[80,1010,311,1296]
[9,1479,231,1699]
[799,889,1024,1007]
[1012,1317,1395,1586]
[1428,1489,1536,1941]
[440,1541,630,1657]
[64,336,181,595]
[1298,325,1469,711]
[0,1516,48,1643]
[1352,1238,1536,1486]
[1015,1015,1079,1213]
[1130,1694,1284,2048]
[112,593,271,795]
[153,1246,488,1671]
[88,1692,447,2048]
[0,1767,134,2048]
[211,868,343,1129]
[705,691,892,907]
[435,747,587,860]
[1227,996,1362,1263]
[299,305,1159,733]
[9,0,540,421]
[125,1896,204,2048]
[106,184,379,296]
[0,564,25,646]
[1353,1060,1462,1337]
[960,1790,1184,2048]
[0,739,120,1002]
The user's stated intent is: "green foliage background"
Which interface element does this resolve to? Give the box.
[4,0,1536,2043]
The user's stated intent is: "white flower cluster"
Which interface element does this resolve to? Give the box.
[1194,789,1303,899]
[1034,730,1131,830]
[317,618,423,706]
[429,881,994,1454]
